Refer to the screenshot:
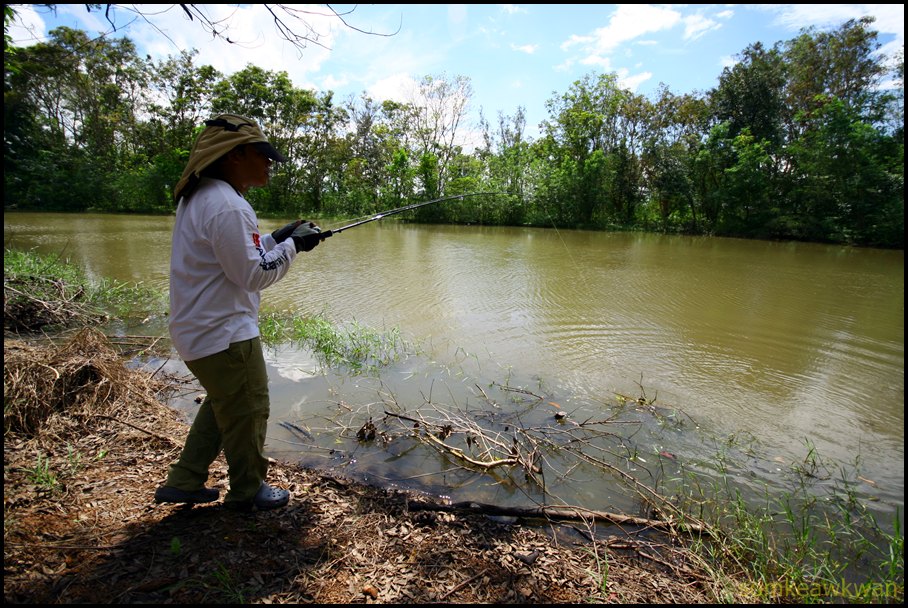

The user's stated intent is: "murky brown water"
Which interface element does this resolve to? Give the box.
[5,211,904,520]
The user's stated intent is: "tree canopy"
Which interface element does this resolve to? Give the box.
[4,7,904,247]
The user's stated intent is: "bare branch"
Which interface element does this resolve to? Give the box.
[325,4,402,37]
[74,4,397,55]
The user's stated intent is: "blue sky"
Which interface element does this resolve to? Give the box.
[8,4,904,144]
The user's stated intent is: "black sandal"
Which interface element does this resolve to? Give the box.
[224,482,290,512]
[154,485,220,504]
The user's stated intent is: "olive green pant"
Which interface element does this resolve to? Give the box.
[165,337,270,504]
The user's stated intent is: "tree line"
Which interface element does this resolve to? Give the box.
[3,10,904,247]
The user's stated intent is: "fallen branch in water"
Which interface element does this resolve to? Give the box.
[421,429,520,469]
[407,499,710,536]
[384,409,528,471]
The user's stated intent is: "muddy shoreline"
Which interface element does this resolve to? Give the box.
[4,330,725,603]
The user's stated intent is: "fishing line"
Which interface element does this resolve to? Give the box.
[319,192,500,239]
[540,199,579,267]
[313,191,578,267]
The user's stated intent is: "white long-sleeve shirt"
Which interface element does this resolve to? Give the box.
[169,177,297,361]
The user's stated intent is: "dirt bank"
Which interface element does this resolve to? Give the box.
[4,329,728,604]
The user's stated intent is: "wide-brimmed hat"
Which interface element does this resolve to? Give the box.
[173,113,287,202]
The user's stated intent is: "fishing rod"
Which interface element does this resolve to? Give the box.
[318,192,498,239]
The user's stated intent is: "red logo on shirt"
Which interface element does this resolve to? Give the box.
[252,232,261,248]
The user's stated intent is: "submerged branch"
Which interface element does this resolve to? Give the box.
[407,499,710,535]
[422,430,519,469]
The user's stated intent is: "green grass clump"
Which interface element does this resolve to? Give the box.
[668,438,904,603]
[259,310,410,374]
[3,248,165,332]
[4,248,88,284]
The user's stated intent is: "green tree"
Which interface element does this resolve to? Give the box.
[146,50,222,151]
[479,106,531,225]
[721,129,774,236]
[643,141,694,232]
[692,122,736,231]
[209,65,322,214]
[5,26,147,211]
[705,42,787,234]
[787,95,903,244]
[340,94,411,214]
[386,147,415,206]
[641,86,707,232]
[411,73,473,195]
[783,17,888,139]
[711,41,786,148]
[377,99,419,205]
[538,72,628,225]
[295,90,348,215]
[132,50,222,208]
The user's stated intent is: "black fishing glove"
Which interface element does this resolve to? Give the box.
[271,220,302,244]
[291,221,322,253]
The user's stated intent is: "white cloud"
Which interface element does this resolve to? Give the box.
[585,4,682,55]
[8,5,45,46]
[511,43,538,54]
[579,55,613,69]
[500,5,528,16]
[761,3,903,43]
[554,57,576,73]
[618,70,653,92]
[683,15,722,42]
[445,4,469,41]
[321,73,350,94]
[561,33,590,52]
[558,4,683,77]
[366,73,419,104]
